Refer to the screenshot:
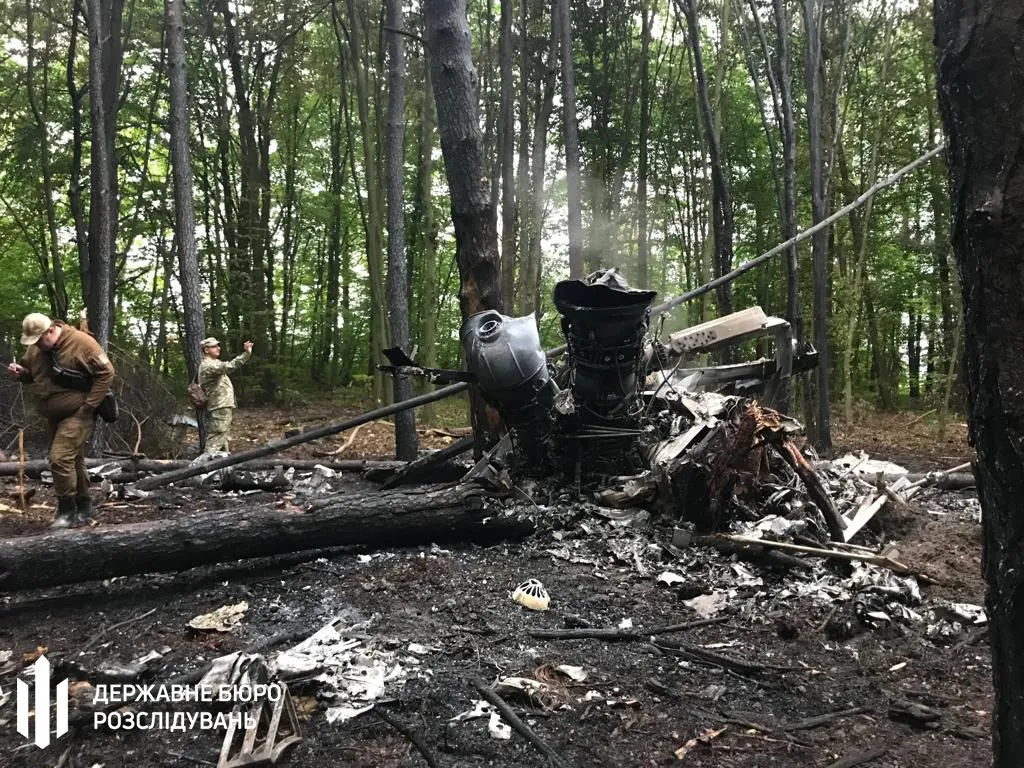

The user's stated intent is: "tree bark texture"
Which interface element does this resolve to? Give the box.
[0,486,534,592]
[935,2,1024,764]
[24,3,69,319]
[678,0,734,316]
[86,0,124,348]
[384,0,417,460]
[414,65,440,421]
[558,0,584,279]
[423,0,504,319]
[801,0,833,454]
[498,0,517,304]
[637,0,651,289]
[67,0,90,306]
[344,0,389,404]
[165,0,208,446]
[772,0,801,416]
[423,0,505,446]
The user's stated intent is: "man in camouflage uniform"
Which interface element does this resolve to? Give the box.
[6,312,115,528]
[198,337,252,453]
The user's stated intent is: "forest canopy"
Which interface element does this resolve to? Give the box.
[0,0,953,439]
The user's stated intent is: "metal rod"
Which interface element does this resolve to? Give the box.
[129,383,471,491]
[650,144,945,317]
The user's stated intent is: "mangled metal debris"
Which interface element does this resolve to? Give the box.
[387,268,835,541]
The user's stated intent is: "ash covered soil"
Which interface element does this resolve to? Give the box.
[0,408,989,768]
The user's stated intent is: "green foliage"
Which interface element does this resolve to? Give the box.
[0,0,953,416]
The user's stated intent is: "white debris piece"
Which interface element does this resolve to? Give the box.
[187,601,248,632]
[556,665,588,682]
[656,571,686,586]
[268,616,418,725]
[451,700,494,723]
[683,591,728,619]
[488,711,512,740]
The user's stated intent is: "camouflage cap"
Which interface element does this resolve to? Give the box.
[200,337,220,349]
[20,312,52,346]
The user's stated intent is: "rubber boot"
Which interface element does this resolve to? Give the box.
[49,496,77,530]
[73,494,92,527]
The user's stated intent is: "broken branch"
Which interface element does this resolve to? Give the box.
[527,616,729,641]
[651,638,798,674]
[774,438,846,541]
[716,534,936,581]
[782,706,869,732]
[376,708,441,768]
[469,676,571,768]
[825,747,888,768]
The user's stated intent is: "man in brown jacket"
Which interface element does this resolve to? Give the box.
[6,312,115,528]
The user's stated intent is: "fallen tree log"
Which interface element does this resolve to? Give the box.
[0,457,405,479]
[0,485,531,592]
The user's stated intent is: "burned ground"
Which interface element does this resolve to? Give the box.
[0,407,988,768]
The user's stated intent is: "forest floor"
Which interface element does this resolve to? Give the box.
[0,403,989,768]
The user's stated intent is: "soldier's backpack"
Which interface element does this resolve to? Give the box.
[187,374,207,410]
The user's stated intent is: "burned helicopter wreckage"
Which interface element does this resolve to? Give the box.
[383,269,832,537]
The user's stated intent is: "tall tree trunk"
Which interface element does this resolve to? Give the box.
[636,0,652,289]
[678,0,734,316]
[415,66,439,423]
[278,76,303,361]
[384,0,417,460]
[166,0,207,446]
[67,0,89,308]
[801,0,832,454]
[25,2,69,319]
[774,0,802,414]
[86,0,124,348]
[935,3,1024,764]
[514,0,532,312]
[927,98,955,382]
[558,0,583,278]
[517,0,556,316]
[325,99,344,385]
[498,0,517,306]
[863,281,895,410]
[908,297,922,399]
[424,0,505,447]
[839,22,892,424]
[516,0,557,317]
[341,0,389,404]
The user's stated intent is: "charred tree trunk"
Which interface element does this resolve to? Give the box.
[773,0,801,415]
[516,2,557,316]
[935,2,1024,764]
[0,486,534,592]
[423,0,505,445]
